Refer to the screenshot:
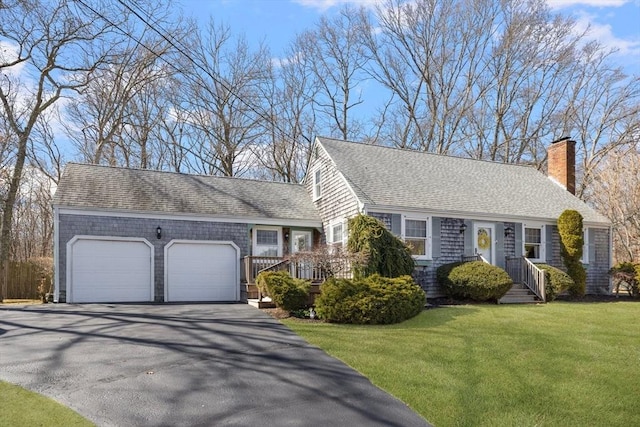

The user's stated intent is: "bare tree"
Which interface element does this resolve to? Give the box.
[365,0,498,152]
[590,147,640,263]
[64,26,178,168]
[253,41,317,183]
[180,22,270,176]
[555,43,640,199]
[297,5,370,141]
[0,0,131,300]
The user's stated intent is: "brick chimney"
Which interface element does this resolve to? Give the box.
[547,137,576,195]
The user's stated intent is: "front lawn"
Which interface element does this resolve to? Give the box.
[283,302,639,426]
[0,381,93,427]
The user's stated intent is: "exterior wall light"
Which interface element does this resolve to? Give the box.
[460,223,467,234]
[504,226,514,237]
[156,226,162,239]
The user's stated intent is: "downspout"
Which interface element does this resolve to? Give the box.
[53,206,60,303]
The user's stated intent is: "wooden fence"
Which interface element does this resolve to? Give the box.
[0,260,52,300]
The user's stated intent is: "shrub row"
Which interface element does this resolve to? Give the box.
[315,274,425,324]
[436,261,512,302]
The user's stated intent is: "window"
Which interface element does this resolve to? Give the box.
[313,169,322,200]
[329,220,346,252]
[523,224,545,262]
[331,223,343,245]
[404,218,429,258]
[253,227,281,257]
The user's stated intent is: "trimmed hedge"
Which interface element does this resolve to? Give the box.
[437,261,512,302]
[347,214,415,278]
[314,274,425,324]
[255,270,310,311]
[536,264,574,301]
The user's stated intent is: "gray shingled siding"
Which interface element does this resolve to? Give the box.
[413,218,467,297]
[586,228,611,294]
[57,213,249,302]
[306,145,361,231]
[504,222,516,258]
[548,226,610,294]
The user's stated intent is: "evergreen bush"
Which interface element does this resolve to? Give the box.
[347,214,415,278]
[436,261,512,302]
[315,274,425,324]
[255,270,310,311]
[557,210,586,296]
[536,264,574,301]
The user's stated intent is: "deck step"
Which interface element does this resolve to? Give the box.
[499,283,540,304]
[247,298,276,309]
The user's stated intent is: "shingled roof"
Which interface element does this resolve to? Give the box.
[316,137,610,225]
[53,163,321,223]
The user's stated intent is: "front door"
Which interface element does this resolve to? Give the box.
[474,223,495,265]
[291,230,312,253]
[291,230,313,278]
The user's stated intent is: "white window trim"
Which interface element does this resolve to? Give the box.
[328,218,347,246]
[522,222,546,263]
[581,228,589,264]
[252,226,282,257]
[313,168,322,200]
[401,215,432,260]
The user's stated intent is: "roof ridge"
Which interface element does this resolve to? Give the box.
[316,136,540,170]
[66,162,305,187]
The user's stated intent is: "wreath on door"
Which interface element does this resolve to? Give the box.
[477,229,491,250]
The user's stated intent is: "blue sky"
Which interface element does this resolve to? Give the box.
[179,0,640,74]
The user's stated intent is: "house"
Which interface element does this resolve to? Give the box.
[305,136,611,297]
[53,137,611,303]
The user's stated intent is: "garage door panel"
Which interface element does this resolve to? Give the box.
[69,238,153,303]
[166,242,237,302]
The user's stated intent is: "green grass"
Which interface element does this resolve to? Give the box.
[0,381,94,427]
[283,302,640,427]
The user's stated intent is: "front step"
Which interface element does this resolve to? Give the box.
[499,283,540,304]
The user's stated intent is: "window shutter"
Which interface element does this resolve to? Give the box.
[514,223,523,257]
[495,223,505,268]
[391,214,402,236]
[588,228,596,264]
[464,220,473,256]
[545,225,553,263]
[431,217,441,259]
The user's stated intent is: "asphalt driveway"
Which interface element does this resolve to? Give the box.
[0,303,430,426]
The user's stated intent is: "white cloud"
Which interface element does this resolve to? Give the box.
[573,10,640,57]
[0,40,26,76]
[547,0,629,9]
[293,0,382,12]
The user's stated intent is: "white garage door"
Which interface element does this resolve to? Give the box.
[165,241,238,302]
[69,237,153,303]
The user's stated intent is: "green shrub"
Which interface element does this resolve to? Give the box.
[315,274,425,324]
[347,214,415,279]
[557,210,586,296]
[536,264,574,301]
[436,261,512,302]
[255,270,310,311]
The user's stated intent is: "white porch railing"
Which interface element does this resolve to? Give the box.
[505,256,546,302]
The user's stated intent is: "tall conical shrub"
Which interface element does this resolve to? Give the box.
[557,210,586,296]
